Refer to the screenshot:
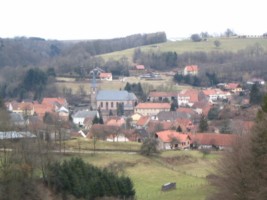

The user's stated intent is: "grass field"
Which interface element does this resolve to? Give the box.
[71,149,218,200]
[62,139,219,199]
[55,75,191,95]
[100,37,267,62]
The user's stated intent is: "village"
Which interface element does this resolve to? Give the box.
[3,63,264,152]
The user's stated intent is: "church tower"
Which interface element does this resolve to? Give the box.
[90,69,98,110]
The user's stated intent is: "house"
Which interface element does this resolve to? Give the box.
[135,103,171,116]
[147,121,176,133]
[131,113,143,125]
[105,117,125,127]
[72,110,98,127]
[224,83,242,94]
[203,88,231,102]
[96,90,137,115]
[42,97,68,109]
[147,91,177,102]
[41,97,69,120]
[155,130,191,150]
[192,100,212,116]
[176,107,197,117]
[178,89,206,107]
[183,65,198,76]
[189,133,238,150]
[6,101,35,116]
[99,72,112,81]
[33,102,54,119]
[157,111,191,121]
[175,118,195,133]
[135,116,150,129]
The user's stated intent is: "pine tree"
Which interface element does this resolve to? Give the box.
[176,125,182,132]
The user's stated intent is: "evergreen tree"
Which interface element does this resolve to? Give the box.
[92,115,99,124]
[198,115,208,132]
[46,157,135,199]
[250,83,263,105]
[124,82,131,92]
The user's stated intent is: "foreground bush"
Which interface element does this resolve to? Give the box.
[46,157,135,200]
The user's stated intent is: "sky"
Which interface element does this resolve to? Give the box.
[0,0,266,40]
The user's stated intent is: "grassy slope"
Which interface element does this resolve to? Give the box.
[66,148,219,200]
[100,37,267,62]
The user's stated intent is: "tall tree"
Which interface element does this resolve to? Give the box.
[198,115,208,132]
[209,94,267,200]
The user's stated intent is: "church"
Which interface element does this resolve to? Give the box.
[90,68,137,116]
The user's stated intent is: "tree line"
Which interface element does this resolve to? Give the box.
[0,32,166,69]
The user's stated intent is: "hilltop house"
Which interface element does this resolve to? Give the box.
[96,90,137,115]
[135,103,171,116]
[99,72,112,81]
[155,130,191,150]
[183,65,199,76]
[224,83,243,94]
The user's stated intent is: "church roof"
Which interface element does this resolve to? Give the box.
[96,90,137,101]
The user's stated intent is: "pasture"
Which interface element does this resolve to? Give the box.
[55,75,191,95]
[100,37,267,62]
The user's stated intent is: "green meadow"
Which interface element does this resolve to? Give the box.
[100,37,267,62]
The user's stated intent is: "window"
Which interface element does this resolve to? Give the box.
[100,102,103,108]
[106,102,108,110]
[111,102,114,108]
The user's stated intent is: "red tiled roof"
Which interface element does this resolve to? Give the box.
[179,89,201,103]
[176,107,196,115]
[136,116,150,126]
[148,91,177,98]
[8,101,34,111]
[203,88,228,96]
[33,103,54,118]
[42,98,67,106]
[175,118,194,131]
[156,130,191,143]
[106,117,125,127]
[99,73,112,78]
[189,133,238,147]
[135,103,171,109]
[225,83,240,90]
[184,65,198,72]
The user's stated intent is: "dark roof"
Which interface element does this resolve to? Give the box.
[157,111,191,121]
[96,90,137,101]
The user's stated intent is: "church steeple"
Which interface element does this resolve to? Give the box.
[90,68,98,110]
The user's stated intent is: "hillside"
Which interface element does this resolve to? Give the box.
[99,37,267,62]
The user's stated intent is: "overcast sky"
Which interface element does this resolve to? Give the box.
[0,0,266,40]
